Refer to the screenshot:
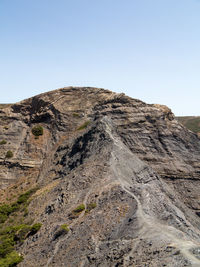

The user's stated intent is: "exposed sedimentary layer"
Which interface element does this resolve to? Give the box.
[0,87,200,266]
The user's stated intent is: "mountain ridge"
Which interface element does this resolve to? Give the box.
[0,87,200,266]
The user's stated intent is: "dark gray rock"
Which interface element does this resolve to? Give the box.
[0,87,200,267]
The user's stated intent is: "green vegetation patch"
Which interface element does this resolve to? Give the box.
[29,223,42,235]
[87,202,97,211]
[77,121,90,131]
[73,113,80,118]
[0,140,7,145]
[13,224,32,242]
[0,188,41,266]
[73,204,85,213]
[0,234,14,258]
[17,188,37,205]
[0,214,8,224]
[53,224,69,240]
[0,188,37,224]
[31,125,44,137]
[0,204,19,224]
[5,151,13,159]
[0,251,23,267]
[0,222,42,265]
[60,224,69,233]
[85,202,97,214]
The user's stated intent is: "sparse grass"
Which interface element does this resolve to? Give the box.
[33,180,59,198]
[0,214,8,224]
[0,204,19,224]
[0,188,38,223]
[23,207,29,217]
[87,202,97,211]
[73,113,80,118]
[85,202,97,214]
[60,224,69,233]
[0,222,42,264]
[0,251,23,267]
[0,188,41,265]
[77,121,90,131]
[5,151,13,158]
[29,223,42,235]
[73,204,85,213]
[2,224,31,243]
[31,125,44,137]
[53,224,69,240]
[0,140,7,145]
[17,188,37,204]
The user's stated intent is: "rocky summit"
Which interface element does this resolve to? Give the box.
[0,87,200,267]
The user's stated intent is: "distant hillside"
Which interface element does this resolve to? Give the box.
[176,116,200,134]
[0,104,12,109]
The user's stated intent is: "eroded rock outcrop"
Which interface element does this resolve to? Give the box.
[0,87,200,267]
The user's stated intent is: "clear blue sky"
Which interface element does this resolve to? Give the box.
[0,0,200,115]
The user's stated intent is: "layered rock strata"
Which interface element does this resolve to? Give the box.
[0,87,200,266]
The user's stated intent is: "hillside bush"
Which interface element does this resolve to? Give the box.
[17,188,37,204]
[0,251,23,267]
[0,187,40,266]
[0,140,7,145]
[5,151,13,158]
[31,125,43,137]
[73,204,85,213]
[60,224,69,233]
[29,223,42,235]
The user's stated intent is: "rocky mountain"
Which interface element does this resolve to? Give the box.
[0,87,200,267]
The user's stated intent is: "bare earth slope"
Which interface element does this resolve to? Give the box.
[0,87,200,267]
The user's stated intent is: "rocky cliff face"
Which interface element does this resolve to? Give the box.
[0,87,200,267]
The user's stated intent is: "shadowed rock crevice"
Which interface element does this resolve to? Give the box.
[54,121,112,177]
